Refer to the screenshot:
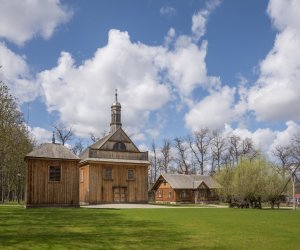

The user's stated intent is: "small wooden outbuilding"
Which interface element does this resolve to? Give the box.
[151,174,221,204]
[25,143,80,207]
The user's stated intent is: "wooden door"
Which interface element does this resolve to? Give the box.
[113,187,127,203]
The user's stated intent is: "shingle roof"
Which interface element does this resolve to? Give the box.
[158,174,221,189]
[26,143,80,160]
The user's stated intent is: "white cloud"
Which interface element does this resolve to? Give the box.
[37,30,170,138]
[0,0,72,45]
[0,43,39,102]
[160,6,176,17]
[270,121,300,149]
[223,125,276,154]
[247,0,300,121]
[223,121,300,158]
[191,0,221,41]
[0,0,222,144]
[30,127,53,144]
[161,39,211,96]
[185,86,236,131]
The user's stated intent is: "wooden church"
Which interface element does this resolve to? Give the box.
[25,92,150,207]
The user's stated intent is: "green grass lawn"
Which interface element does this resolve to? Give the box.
[0,206,299,249]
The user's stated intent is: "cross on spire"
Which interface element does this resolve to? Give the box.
[115,88,118,102]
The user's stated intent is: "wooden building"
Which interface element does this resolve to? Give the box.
[25,91,150,207]
[79,92,150,204]
[25,142,80,207]
[151,174,221,204]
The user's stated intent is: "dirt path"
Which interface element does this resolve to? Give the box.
[82,204,228,209]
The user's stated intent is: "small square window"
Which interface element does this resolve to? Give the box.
[127,169,135,180]
[49,166,61,182]
[104,168,112,180]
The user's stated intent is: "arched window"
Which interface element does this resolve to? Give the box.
[113,142,126,151]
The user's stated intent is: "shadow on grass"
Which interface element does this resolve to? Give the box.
[0,207,185,249]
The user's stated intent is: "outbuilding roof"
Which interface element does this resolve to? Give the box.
[26,143,80,160]
[152,174,221,190]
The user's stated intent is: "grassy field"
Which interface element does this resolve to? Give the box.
[0,206,299,249]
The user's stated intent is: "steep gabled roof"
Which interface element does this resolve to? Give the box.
[151,174,221,190]
[26,143,79,160]
[89,127,140,152]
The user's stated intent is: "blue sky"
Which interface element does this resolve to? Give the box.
[0,0,300,154]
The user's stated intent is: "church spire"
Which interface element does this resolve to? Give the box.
[52,131,55,144]
[110,89,122,133]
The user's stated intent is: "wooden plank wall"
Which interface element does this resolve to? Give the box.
[25,159,79,206]
[89,150,148,161]
[82,163,148,204]
[79,165,90,204]
[155,182,176,203]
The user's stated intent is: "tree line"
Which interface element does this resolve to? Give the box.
[0,81,33,202]
[149,128,257,184]
[149,128,300,208]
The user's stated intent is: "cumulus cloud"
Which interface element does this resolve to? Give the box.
[37,30,170,138]
[223,121,300,158]
[185,86,236,131]
[0,43,39,102]
[0,0,72,45]
[248,0,300,121]
[159,38,211,97]
[1,0,223,143]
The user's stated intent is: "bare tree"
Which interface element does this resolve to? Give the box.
[210,130,225,173]
[160,139,172,173]
[53,123,74,145]
[71,139,85,156]
[149,141,160,185]
[272,133,300,210]
[228,135,241,165]
[188,128,211,175]
[272,145,292,175]
[228,135,255,165]
[174,137,190,175]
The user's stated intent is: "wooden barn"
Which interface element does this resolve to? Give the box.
[25,142,80,207]
[79,93,150,204]
[151,174,221,204]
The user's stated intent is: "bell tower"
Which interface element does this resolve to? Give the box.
[110,89,122,133]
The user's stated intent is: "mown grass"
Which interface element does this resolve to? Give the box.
[0,206,299,249]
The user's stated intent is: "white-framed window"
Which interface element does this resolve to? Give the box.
[49,166,61,182]
[168,190,172,198]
